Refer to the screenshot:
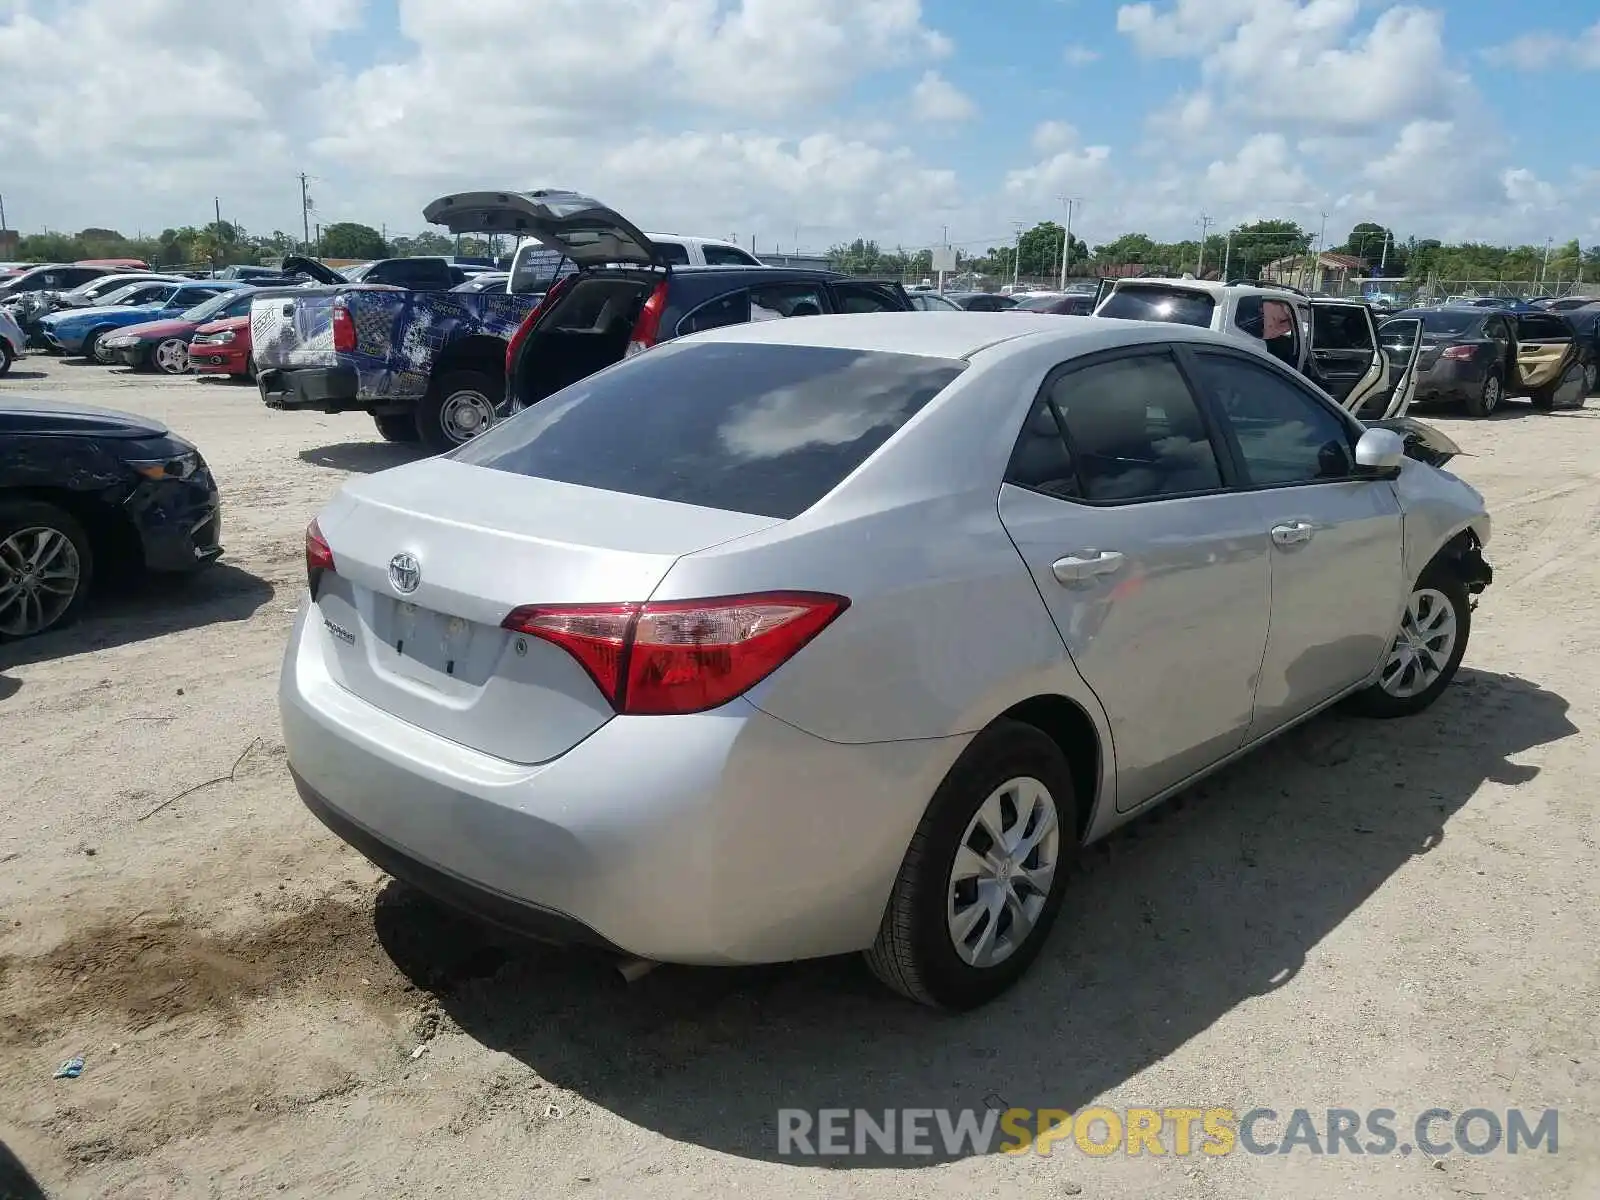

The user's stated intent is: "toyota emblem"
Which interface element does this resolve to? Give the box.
[388,552,421,595]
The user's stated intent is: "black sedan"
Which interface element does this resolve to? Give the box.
[1380,307,1595,417]
[1007,291,1096,315]
[943,291,1019,311]
[0,398,222,639]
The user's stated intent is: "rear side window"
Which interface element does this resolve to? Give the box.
[1098,285,1215,328]
[656,242,692,265]
[1312,305,1374,350]
[701,244,759,266]
[453,342,965,519]
[1517,314,1570,341]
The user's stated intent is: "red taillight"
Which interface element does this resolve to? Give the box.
[1440,344,1475,360]
[306,518,335,595]
[501,591,849,715]
[331,303,356,353]
[625,279,670,358]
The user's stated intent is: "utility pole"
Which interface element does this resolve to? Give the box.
[1012,221,1024,289]
[1313,210,1328,290]
[1379,228,1391,273]
[1058,197,1080,290]
[939,224,949,293]
[1540,237,1553,287]
[299,172,311,252]
[1221,231,1233,281]
[0,193,7,231]
[1196,214,1213,277]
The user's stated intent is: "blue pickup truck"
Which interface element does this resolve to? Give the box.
[252,251,556,451]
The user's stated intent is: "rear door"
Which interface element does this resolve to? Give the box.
[675,281,830,336]
[997,345,1271,808]
[1514,313,1575,391]
[1310,301,1384,406]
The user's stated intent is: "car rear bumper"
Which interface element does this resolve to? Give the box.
[1413,358,1488,401]
[279,601,965,965]
[257,366,364,412]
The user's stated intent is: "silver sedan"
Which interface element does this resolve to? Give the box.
[281,312,1493,1009]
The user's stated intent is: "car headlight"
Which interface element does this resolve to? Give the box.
[127,451,200,481]
[103,335,138,348]
[195,330,235,345]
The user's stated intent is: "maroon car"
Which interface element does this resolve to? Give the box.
[104,288,258,373]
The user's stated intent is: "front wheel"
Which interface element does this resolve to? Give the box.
[1463,369,1501,418]
[865,720,1076,1010]
[0,340,13,377]
[415,370,500,452]
[86,327,116,364]
[152,337,189,375]
[1346,562,1471,719]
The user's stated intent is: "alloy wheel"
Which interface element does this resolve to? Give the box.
[439,389,495,443]
[1379,586,1458,699]
[154,338,189,375]
[91,332,115,364]
[1481,374,1500,414]
[945,776,1060,969]
[0,526,83,637]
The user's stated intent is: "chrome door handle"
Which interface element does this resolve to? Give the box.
[1270,521,1315,547]
[1052,550,1125,585]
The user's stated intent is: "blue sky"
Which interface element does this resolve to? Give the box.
[2,0,1597,253]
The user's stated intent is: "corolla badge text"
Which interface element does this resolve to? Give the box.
[388,552,421,595]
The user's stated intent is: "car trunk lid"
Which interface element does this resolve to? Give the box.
[423,190,662,270]
[310,457,782,763]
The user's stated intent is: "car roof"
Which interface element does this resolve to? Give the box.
[1111,277,1306,301]
[680,310,1247,361]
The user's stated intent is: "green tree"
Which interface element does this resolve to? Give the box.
[390,231,455,257]
[1222,219,1308,280]
[320,222,388,259]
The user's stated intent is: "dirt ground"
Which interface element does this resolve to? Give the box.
[1,352,1597,1199]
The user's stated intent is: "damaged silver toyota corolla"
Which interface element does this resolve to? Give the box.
[280,313,1491,1010]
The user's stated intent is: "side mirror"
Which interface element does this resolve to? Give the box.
[1355,427,1405,476]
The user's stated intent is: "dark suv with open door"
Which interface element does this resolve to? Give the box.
[423,191,914,418]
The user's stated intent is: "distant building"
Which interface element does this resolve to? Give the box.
[1262,252,1365,291]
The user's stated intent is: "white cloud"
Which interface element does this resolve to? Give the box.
[1031,120,1079,154]
[1486,21,1600,71]
[1062,43,1100,65]
[910,70,977,123]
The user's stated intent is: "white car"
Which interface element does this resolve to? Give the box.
[507,231,762,294]
[1094,278,1424,420]
[0,306,24,375]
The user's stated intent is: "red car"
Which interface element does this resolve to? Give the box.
[187,314,253,378]
[104,288,256,373]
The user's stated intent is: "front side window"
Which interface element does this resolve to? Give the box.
[1312,305,1373,351]
[832,282,904,314]
[1008,353,1223,503]
[1191,351,1355,487]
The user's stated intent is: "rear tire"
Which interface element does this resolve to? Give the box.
[1463,369,1501,418]
[415,370,500,452]
[1346,561,1470,719]
[0,500,94,640]
[373,412,421,443]
[865,720,1077,1010]
[0,340,13,377]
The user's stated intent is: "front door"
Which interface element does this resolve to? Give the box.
[1183,347,1406,730]
[997,347,1272,810]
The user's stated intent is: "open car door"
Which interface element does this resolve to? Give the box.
[422,190,661,270]
[1513,312,1576,394]
[1357,317,1423,420]
[1310,299,1385,409]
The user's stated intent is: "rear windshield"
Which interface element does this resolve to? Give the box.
[510,243,579,295]
[452,341,966,519]
[1398,310,1483,336]
[1097,285,1216,327]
